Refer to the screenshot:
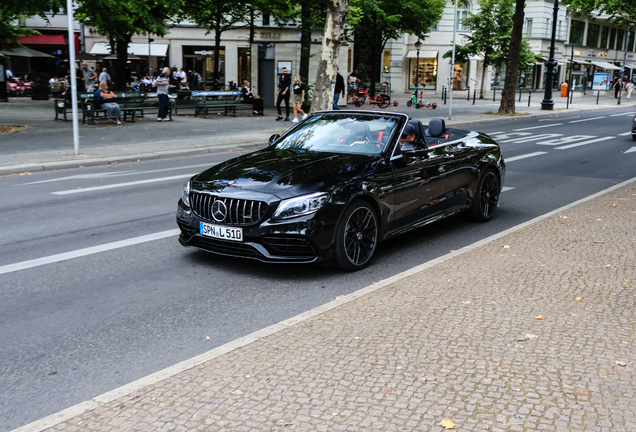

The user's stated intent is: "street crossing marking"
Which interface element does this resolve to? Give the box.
[52,174,195,195]
[536,135,595,146]
[568,116,606,123]
[501,186,515,192]
[555,136,616,150]
[513,123,564,131]
[505,152,547,162]
[625,147,636,154]
[505,133,563,143]
[618,132,632,136]
[0,229,180,276]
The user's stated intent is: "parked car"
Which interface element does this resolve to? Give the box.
[176,111,506,271]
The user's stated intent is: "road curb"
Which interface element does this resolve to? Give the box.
[11,174,636,432]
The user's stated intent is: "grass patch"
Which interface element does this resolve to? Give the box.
[483,111,530,117]
[0,125,26,135]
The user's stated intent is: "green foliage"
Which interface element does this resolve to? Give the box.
[561,0,636,27]
[0,0,64,51]
[442,0,538,71]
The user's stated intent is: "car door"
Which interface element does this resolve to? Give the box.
[432,135,482,209]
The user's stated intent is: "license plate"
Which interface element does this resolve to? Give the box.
[199,222,243,242]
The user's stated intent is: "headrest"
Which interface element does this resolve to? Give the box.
[427,118,446,137]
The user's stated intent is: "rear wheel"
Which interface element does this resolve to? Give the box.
[415,102,421,109]
[379,94,390,108]
[354,97,365,107]
[406,100,413,107]
[333,200,379,271]
[469,169,500,222]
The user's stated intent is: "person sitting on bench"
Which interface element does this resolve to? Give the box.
[94,81,122,125]
[242,80,264,115]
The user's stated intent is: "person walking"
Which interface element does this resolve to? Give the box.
[614,77,623,99]
[98,68,111,88]
[291,75,307,123]
[153,67,171,121]
[82,62,97,91]
[333,69,345,110]
[275,67,291,121]
[625,79,634,100]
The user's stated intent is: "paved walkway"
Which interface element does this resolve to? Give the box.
[1,90,634,175]
[16,177,636,432]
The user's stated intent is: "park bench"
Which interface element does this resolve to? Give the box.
[77,92,174,124]
[172,90,251,117]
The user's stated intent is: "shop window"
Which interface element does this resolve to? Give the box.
[238,47,250,85]
[183,45,225,85]
[383,50,390,74]
[409,57,437,90]
[600,27,609,48]
[586,23,600,47]
[347,49,351,72]
[569,20,585,45]
[609,28,616,50]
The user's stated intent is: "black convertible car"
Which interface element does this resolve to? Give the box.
[176,111,505,271]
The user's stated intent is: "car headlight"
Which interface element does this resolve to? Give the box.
[182,180,190,207]
[273,192,330,219]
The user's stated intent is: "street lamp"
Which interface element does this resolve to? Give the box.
[415,39,422,88]
[148,37,154,78]
[541,0,560,110]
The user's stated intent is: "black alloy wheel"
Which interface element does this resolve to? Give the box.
[334,200,379,271]
[469,169,500,222]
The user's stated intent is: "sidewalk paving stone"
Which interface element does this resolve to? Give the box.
[24,179,636,432]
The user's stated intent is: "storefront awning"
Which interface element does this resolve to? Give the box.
[590,61,622,70]
[540,57,566,65]
[406,50,438,59]
[0,47,55,58]
[89,42,169,57]
[623,63,636,69]
[17,34,66,45]
[572,59,591,65]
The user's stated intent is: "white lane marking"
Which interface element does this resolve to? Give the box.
[505,152,547,162]
[555,136,616,150]
[513,123,563,131]
[501,186,515,192]
[0,229,180,276]
[610,112,636,116]
[52,174,195,195]
[493,132,533,141]
[505,133,563,144]
[567,116,606,123]
[618,132,633,136]
[20,163,213,186]
[536,135,596,146]
[625,147,636,154]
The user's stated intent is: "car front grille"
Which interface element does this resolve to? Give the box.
[190,192,268,226]
[262,237,316,257]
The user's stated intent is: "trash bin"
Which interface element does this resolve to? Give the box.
[560,82,568,97]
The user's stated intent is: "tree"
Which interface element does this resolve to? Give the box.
[312,0,350,112]
[442,0,537,98]
[498,0,524,114]
[351,0,445,96]
[76,0,182,90]
[0,0,63,52]
[561,0,635,27]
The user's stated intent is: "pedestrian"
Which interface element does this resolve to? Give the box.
[291,75,307,123]
[5,68,13,81]
[82,62,97,91]
[98,67,111,88]
[187,69,195,90]
[333,68,345,110]
[625,79,634,100]
[275,66,291,121]
[347,71,358,103]
[241,80,264,115]
[614,77,622,99]
[94,81,121,124]
[179,68,188,89]
[153,67,171,121]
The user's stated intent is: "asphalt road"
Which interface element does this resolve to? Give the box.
[1,107,635,430]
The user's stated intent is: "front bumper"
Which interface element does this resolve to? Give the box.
[176,200,338,264]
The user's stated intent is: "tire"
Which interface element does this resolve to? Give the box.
[406,100,413,107]
[379,95,390,108]
[469,169,500,222]
[632,133,636,141]
[415,103,421,109]
[354,97,364,108]
[333,200,379,271]
[432,104,437,109]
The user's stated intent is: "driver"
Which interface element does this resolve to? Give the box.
[399,123,417,146]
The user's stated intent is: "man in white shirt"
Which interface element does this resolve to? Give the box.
[153,67,171,121]
[98,68,111,84]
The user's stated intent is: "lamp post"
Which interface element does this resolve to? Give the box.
[541,0,560,110]
[415,39,422,89]
[565,42,574,109]
[449,0,458,119]
[148,37,154,78]
[618,27,630,106]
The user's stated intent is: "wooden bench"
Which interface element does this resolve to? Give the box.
[80,92,174,124]
[173,90,251,117]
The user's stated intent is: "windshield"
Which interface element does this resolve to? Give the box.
[274,114,399,155]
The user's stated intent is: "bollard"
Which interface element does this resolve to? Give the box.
[528,90,531,107]
[473,89,476,105]
[570,88,574,105]
[596,91,600,105]
[441,86,445,100]
[467,86,470,101]
[518,87,522,102]
[444,88,447,105]
[493,88,496,102]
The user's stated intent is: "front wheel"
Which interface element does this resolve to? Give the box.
[354,97,364,108]
[469,169,500,222]
[406,100,413,107]
[415,103,421,109]
[333,200,379,271]
[379,95,390,108]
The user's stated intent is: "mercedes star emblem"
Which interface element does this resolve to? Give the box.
[211,200,228,222]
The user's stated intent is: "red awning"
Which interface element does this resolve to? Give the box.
[17,33,80,54]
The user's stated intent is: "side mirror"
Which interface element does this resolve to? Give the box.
[401,140,428,163]
[268,133,281,146]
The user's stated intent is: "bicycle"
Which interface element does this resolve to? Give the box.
[406,85,437,109]
[354,82,392,108]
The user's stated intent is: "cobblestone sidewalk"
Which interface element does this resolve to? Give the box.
[28,180,636,431]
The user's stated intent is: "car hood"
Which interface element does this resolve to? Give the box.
[192,148,378,200]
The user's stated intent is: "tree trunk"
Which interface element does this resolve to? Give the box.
[299,0,312,84]
[312,0,349,112]
[480,62,486,99]
[249,9,255,45]
[114,37,130,91]
[213,17,222,86]
[498,0,524,114]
